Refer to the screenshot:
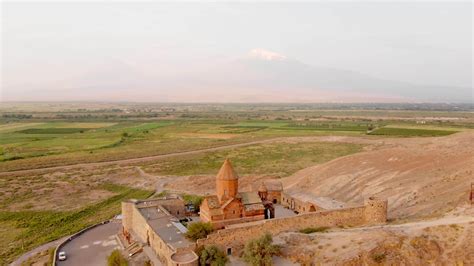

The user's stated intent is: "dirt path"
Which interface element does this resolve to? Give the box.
[0,134,393,177]
[0,138,284,177]
[325,206,473,237]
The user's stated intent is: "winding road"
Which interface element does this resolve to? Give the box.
[10,237,69,266]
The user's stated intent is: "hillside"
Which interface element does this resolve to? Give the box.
[283,132,474,219]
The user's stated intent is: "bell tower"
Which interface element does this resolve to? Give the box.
[216,159,239,202]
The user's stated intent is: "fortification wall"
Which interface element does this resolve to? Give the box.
[197,198,387,255]
[210,214,265,230]
[364,197,388,224]
[121,201,134,233]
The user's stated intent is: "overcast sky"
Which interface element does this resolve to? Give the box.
[1,1,472,102]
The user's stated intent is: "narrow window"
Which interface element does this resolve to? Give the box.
[227,248,232,255]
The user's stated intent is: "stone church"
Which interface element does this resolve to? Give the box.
[199,159,267,229]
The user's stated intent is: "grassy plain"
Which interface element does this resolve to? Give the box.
[368,127,457,137]
[141,141,363,177]
[0,119,462,172]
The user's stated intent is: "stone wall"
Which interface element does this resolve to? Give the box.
[122,200,135,234]
[281,192,320,213]
[136,198,186,219]
[197,198,387,255]
[364,197,388,224]
[267,190,282,204]
[208,214,265,230]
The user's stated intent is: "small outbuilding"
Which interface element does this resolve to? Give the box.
[257,180,283,204]
[281,191,346,213]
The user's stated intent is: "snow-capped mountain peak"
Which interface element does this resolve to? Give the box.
[248,48,287,61]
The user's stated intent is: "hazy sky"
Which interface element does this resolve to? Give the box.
[1,1,472,102]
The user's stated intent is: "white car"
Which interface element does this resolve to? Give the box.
[58,251,67,261]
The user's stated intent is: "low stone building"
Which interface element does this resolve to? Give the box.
[199,159,266,229]
[121,197,198,266]
[257,180,283,204]
[281,191,346,213]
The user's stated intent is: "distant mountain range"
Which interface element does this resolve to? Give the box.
[173,49,470,103]
[4,49,472,103]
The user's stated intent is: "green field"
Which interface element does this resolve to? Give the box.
[0,184,153,265]
[0,118,464,171]
[368,127,457,137]
[0,120,365,171]
[141,141,363,177]
[17,128,92,134]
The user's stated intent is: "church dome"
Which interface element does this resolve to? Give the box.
[216,159,239,180]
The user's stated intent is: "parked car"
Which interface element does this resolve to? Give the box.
[58,251,67,261]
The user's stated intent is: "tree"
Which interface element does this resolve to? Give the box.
[182,194,204,212]
[185,222,214,241]
[242,233,280,266]
[198,245,228,266]
[107,250,128,266]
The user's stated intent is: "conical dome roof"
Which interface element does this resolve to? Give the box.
[216,159,238,180]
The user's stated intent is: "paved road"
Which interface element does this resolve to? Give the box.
[0,138,279,176]
[57,222,121,266]
[10,236,69,266]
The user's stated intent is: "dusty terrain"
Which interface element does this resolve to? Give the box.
[275,205,474,265]
[283,132,474,220]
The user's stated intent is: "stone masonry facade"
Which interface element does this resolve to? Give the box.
[197,197,387,256]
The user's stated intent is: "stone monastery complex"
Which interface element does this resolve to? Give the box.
[200,159,268,229]
[120,159,388,266]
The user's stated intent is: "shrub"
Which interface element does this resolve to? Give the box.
[299,227,329,234]
[107,250,128,266]
[185,222,214,241]
[372,253,386,263]
[242,233,280,266]
[198,245,228,266]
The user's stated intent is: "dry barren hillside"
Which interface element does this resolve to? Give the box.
[283,132,474,219]
[276,205,474,265]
